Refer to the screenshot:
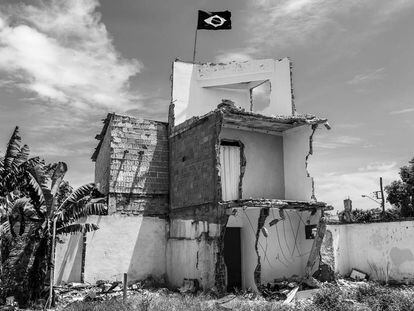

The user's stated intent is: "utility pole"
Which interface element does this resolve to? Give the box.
[380,177,385,215]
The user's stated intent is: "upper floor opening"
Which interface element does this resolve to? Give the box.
[171,58,295,126]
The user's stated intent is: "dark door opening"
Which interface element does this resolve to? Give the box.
[224,227,242,291]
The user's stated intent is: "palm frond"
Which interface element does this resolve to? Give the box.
[58,183,95,212]
[26,171,45,204]
[50,162,67,195]
[9,197,31,215]
[11,144,30,168]
[61,200,107,224]
[0,220,12,239]
[3,126,21,171]
[56,223,99,235]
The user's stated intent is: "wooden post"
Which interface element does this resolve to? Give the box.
[123,273,127,301]
[380,177,385,215]
[49,218,57,305]
[304,215,327,285]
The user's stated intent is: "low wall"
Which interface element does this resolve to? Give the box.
[55,214,167,285]
[327,221,414,283]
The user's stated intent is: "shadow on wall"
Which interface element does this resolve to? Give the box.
[126,216,166,281]
[110,120,169,215]
[55,233,84,284]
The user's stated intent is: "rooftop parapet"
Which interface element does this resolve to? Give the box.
[171,58,295,126]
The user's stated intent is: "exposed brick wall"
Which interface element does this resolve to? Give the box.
[109,115,169,195]
[170,114,220,209]
[93,114,169,215]
[108,194,168,216]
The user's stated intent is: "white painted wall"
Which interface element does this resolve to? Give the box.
[83,215,167,283]
[228,208,320,290]
[166,209,320,291]
[172,58,293,125]
[220,128,285,200]
[327,221,414,283]
[283,125,314,201]
[54,233,83,284]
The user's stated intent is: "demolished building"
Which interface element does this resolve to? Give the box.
[55,58,332,292]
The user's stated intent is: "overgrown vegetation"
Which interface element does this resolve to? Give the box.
[385,157,414,217]
[335,157,414,223]
[60,282,414,311]
[349,208,402,223]
[0,127,107,308]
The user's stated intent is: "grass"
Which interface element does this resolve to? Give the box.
[61,282,414,311]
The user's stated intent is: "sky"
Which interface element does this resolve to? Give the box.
[0,0,413,212]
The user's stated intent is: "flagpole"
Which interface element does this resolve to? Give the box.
[192,28,198,63]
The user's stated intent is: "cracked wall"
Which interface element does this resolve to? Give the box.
[253,208,269,287]
[226,208,322,290]
[220,128,285,200]
[167,111,228,291]
[283,125,316,201]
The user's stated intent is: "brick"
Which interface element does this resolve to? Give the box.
[170,113,219,209]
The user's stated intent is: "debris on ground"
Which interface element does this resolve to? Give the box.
[257,275,319,300]
[178,278,199,293]
[350,269,368,281]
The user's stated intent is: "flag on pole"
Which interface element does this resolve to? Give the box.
[197,10,231,30]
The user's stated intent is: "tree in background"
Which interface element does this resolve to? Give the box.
[385,157,414,217]
[0,127,107,308]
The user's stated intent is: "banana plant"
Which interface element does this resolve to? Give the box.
[0,127,107,307]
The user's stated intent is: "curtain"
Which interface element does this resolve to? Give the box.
[220,145,240,201]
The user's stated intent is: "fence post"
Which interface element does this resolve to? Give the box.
[123,273,127,301]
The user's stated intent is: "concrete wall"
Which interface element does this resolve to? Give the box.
[327,221,414,283]
[166,208,320,291]
[220,128,285,200]
[283,125,314,201]
[170,114,219,209]
[84,215,167,284]
[56,115,170,284]
[172,59,293,125]
[166,219,221,289]
[229,208,320,290]
[54,233,84,284]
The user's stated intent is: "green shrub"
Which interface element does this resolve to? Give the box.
[61,282,414,311]
[355,283,414,311]
[311,284,358,311]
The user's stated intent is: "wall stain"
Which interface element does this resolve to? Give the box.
[390,247,414,268]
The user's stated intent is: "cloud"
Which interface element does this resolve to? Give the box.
[315,161,400,211]
[242,0,414,52]
[0,0,141,111]
[215,52,253,63]
[347,68,385,85]
[335,123,363,129]
[314,135,362,149]
[390,107,414,115]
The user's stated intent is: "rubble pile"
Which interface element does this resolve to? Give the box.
[54,276,172,310]
[258,276,318,301]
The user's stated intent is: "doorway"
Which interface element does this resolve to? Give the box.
[224,227,242,291]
